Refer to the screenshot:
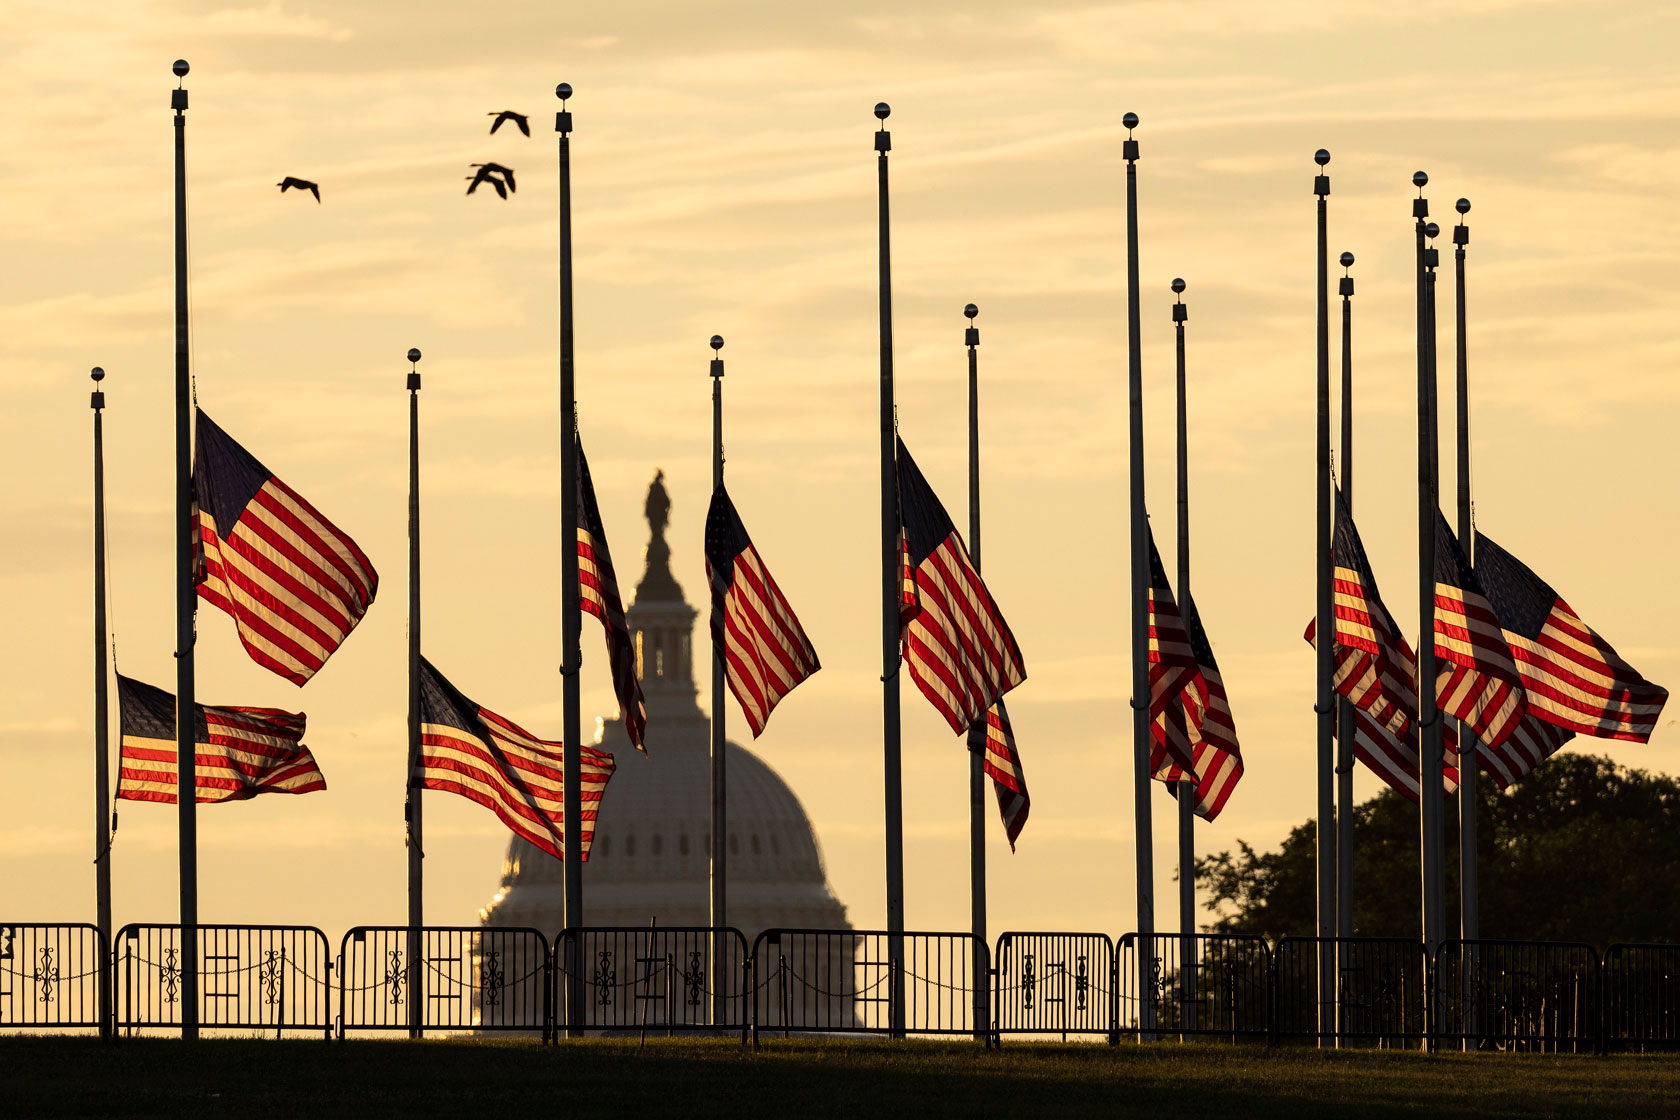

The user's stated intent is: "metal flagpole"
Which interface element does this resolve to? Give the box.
[1335,252,1357,1034]
[1453,198,1480,1051]
[170,58,200,1041]
[405,347,424,1039]
[91,365,113,1042]
[1171,278,1197,1041]
[963,302,989,1044]
[556,82,585,1038]
[708,333,728,1029]
[874,101,906,1041]
[1121,111,1155,1039]
[1312,148,1335,1045]
[1413,175,1447,1041]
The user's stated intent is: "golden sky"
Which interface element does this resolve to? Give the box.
[3,0,1677,939]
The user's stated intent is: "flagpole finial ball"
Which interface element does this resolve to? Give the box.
[1171,278,1185,295]
[1425,221,1439,239]
[1123,112,1139,130]
[91,366,105,382]
[173,59,189,78]
[874,103,891,120]
[710,335,724,351]
[963,303,978,319]
[1314,148,1330,166]
[407,348,422,364]
[1340,251,1355,269]
[556,83,572,101]
[1456,197,1471,215]
[1413,170,1429,189]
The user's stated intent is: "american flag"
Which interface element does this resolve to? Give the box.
[976,701,1030,849]
[575,440,647,752]
[193,409,378,686]
[896,438,1025,735]
[1475,710,1573,790]
[115,674,326,803]
[704,485,820,737]
[1153,595,1243,821]
[417,657,615,861]
[1434,512,1525,752]
[1146,527,1206,775]
[1474,530,1667,743]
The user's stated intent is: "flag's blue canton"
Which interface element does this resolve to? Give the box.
[1470,534,1557,640]
[895,439,958,567]
[194,409,272,538]
[118,674,211,742]
[704,485,750,586]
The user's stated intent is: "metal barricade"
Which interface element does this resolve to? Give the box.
[1272,936,1427,1048]
[113,924,332,1037]
[0,923,107,1032]
[337,926,550,1037]
[553,926,748,1038]
[751,929,985,1040]
[1116,932,1270,1042]
[1436,939,1600,1052]
[992,932,1115,1041]
[1603,943,1680,1050]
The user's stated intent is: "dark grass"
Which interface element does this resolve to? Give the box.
[4,1035,1679,1119]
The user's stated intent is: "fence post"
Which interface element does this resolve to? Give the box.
[1266,944,1279,1047]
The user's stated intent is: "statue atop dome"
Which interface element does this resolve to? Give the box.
[646,469,671,540]
[635,469,684,605]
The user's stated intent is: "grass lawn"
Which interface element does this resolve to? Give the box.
[3,1035,1677,1119]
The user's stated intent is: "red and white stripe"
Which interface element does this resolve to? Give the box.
[1475,711,1573,790]
[420,707,615,862]
[708,543,819,739]
[118,706,326,804]
[901,535,1026,736]
[976,702,1030,849]
[577,524,647,752]
[1504,597,1667,742]
[1434,581,1525,752]
[1154,666,1242,821]
[196,475,377,687]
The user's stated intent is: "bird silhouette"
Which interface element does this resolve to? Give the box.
[487,110,530,137]
[277,177,320,203]
[466,163,516,199]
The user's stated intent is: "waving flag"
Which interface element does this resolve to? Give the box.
[896,438,1025,734]
[1147,527,1206,774]
[1434,513,1525,751]
[977,702,1030,848]
[704,486,820,737]
[1154,596,1243,821]
[418,658,614,860]
[193,409,378,686]
[1476,712,1573,790]
[576,440,647,752]
[116,675,325,803]
[1474,530,1667,743]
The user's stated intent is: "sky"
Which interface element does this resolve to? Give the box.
[3,0,1677,943]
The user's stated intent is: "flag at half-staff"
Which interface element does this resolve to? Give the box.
[895,437,1026,733]
[1153,597,1243,821]
[1145,526,1206,775]
[977,700,1030,849]
[1434,512,1525,752]
[193,409,378,686]
[704,485,820,737]
[116,675,325,803]
[1474,530,1668,743]
[575,439,647,752]
[417,657,615,860]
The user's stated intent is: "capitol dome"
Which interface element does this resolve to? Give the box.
[481,471,850,942]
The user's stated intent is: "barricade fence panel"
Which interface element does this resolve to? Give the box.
[992,932,1114,1040]
[113,924,332,1038]
[751,930,985,1038]
[1435,939,1600,1053]
[1116,933,1271,1042]
[1273,936,1427,1048]
[553,927,748,1036]
[1603,944,1680,1050]
[337,926,549,1037]
[0,923,107,1031]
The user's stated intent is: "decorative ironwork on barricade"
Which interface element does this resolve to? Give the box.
[0,923,107,1032]
[1435,939,1600,1053]
[1116,932,1270,1042]
[337,926,549,1038]
[1603,943,1680,1051]
[992,932,1115,1042]
[113,924,332,1038]
[1273,936,1427,1048]
[750,929,985,1041]
[552,926,749,1039]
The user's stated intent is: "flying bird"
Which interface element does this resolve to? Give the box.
[466,163,516,199]
[488,110,530,137]
[277,177,320,203]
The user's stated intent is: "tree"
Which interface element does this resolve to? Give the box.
[1196,753,1680,946]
